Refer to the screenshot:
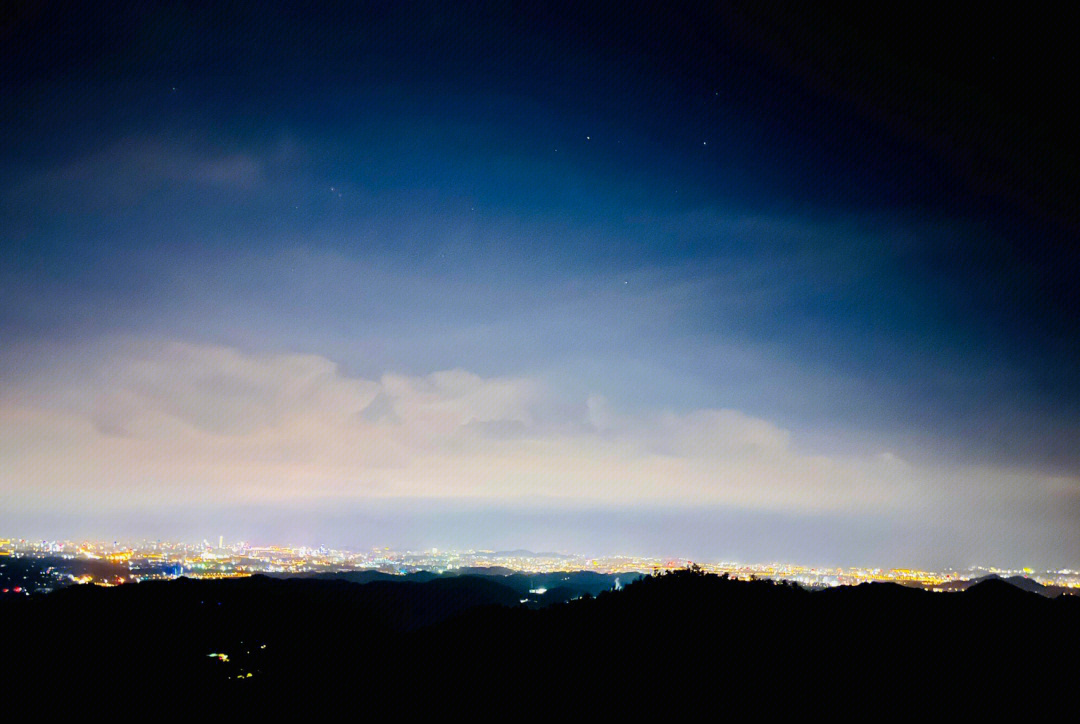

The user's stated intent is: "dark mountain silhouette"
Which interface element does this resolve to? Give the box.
[289,566,638,603]
[297,569,436,584]
[999,574,1052,595]
[965,575,1044,600]
[923,573,1069,597]
[817,580,929,600]
[2,567,1075,715]
[445,568,641,598]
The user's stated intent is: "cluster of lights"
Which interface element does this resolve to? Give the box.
[2,536,1078,593]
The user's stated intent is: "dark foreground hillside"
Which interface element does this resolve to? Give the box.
[2,568,1077,714]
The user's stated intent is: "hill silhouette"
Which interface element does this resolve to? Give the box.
[287,566,638,604]
[2,567,1075,714]
[922,572,1071,597]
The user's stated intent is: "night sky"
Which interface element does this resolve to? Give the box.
[2,2,1077,568]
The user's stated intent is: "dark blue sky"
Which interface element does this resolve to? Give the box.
[1,2,1077,567]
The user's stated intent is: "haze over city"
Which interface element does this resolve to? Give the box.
[2,2,1078,571]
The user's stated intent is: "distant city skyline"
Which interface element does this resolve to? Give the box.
[2,4,1077,569]
[5,535,1079,596]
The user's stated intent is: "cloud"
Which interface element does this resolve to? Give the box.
[5,138,265,213]
[2,336,1073,556]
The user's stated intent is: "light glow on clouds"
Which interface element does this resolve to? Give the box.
[2,338,1072,538]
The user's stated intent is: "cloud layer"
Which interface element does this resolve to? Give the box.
[3,339,1074,553]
